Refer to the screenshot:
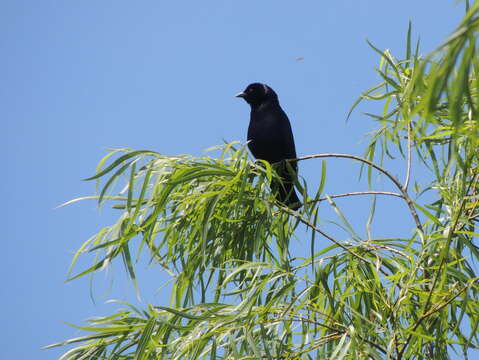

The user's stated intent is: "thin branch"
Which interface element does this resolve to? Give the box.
[295,153,403,189]
[361,242,410,260]
[291,315,390,357]
[423,283,470,318]
[268,312,389,359]
[279,204,395,280]
[307,191,403,204]
[397,283,471,360]
[423,168,479,310]
[293,153,424,234]
[404,118,412,190]
[280,206,368,262]
[397,171,479,359]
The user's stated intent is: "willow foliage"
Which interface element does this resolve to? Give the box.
[48,3,479,359]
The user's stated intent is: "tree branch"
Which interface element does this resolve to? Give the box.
[404,118,412,190]
[279,204,395,280]
[397,283,471,359]
[307,191,403,204]
[293,153,424,234]
[291,315,390,357]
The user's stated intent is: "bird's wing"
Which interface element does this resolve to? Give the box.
[277,109,298,162]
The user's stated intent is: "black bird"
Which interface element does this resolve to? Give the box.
[236,83,301,210]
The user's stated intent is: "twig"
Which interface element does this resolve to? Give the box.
[268,313,390,358]
[397,170,479,359]
[285,208,369,263]
[404,118,412,190]
[291,315,390,357]
[423,283,470,317]
[307,191,403,204]
[423,169,479,310]
[397,283,471,359]
[292,153,424,235]
[361,242,410,260]
[279,204,394,280]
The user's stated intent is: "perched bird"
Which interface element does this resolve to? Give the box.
[236,83,301,210]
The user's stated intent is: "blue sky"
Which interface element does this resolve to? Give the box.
[2,1,472,358]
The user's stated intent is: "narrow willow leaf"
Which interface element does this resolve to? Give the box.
[135,316,156,360]
[414,202,443,226]
[98,160,134,205]
[84,150,159,181]
[326,196,362,242]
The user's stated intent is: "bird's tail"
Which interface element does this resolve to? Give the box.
[271,161,302,210]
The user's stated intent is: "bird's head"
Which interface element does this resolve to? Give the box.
[235,83,278,106]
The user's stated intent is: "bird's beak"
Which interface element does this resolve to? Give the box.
[235,92,246,98]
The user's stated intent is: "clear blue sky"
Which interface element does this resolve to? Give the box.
[2,1,471,358]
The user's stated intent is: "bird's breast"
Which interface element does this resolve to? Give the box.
[247,111,285,163]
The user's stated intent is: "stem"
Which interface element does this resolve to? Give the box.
[398,169,479,359]
[280,204,394,280]
[293,153,424,234]
[291,315,390,357]
[397,283,470,359]
[404,118,412,190]
[307,191,403,204]
[280,206,367,262]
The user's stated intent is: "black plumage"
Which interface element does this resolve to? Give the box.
[236,83,301,209]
